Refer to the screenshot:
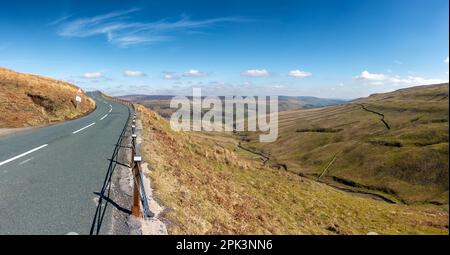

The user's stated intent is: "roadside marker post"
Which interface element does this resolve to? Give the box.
[131,155,143,217]
[131,134,137,145]
[130,134,137,167]
[75,95,82,108]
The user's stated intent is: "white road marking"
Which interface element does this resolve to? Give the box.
[0,145,48,167]
[18,157,34,166]
[72,122,95,134]
[100,114,108,120]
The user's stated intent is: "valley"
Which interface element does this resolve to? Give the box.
[240,84,449,205]
[134,83,449,234]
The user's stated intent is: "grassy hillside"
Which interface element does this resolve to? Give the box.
[0,67,95,128]
[241,84,449,205]
[137,104,448,234]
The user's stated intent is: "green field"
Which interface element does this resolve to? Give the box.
[241,84,449,205]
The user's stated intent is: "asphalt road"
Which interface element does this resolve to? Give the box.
[0,92,130,234]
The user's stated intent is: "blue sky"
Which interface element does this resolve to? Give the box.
[0,0,448,98]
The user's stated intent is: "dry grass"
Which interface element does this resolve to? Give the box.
[137,104,448,235]
[0,67,95,128]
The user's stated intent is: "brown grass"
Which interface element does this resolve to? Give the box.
[0,67,95,128]
[137,104,448,235]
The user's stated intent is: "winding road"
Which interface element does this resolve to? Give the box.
[0,92,130,234]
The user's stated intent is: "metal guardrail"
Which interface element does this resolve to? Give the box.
[129,113,153,219]
[99,93,153,219]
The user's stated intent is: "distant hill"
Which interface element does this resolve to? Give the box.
[118,94,347,118]
[0,67,95,128]
[279,96,347,111]
[241,83,449,205]
[118,95,175,101]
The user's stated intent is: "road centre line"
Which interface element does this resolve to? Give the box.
[72,122,96,134]
[0,145,48,167]
[100,114,108,120]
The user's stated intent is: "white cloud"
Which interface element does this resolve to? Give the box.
[241,69,270,77]
[83,72,103,79]
[162,70,206,79]
[288,70,312,78]
[183,69,206,77]
[124,70,146,77]
[445,57,449,64]
[53,9,244,47]
[393,76,447,86]
[164,74,174,80]
[354,70,447,86]
[163,73,179,80]
[354,70,386,82]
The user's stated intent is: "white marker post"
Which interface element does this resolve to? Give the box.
[75,96,82,109]
[131,155,142,217]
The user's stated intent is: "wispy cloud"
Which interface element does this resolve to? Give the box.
[49,15,73,26]
[53,8,244,47]
[445,57,449,64]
